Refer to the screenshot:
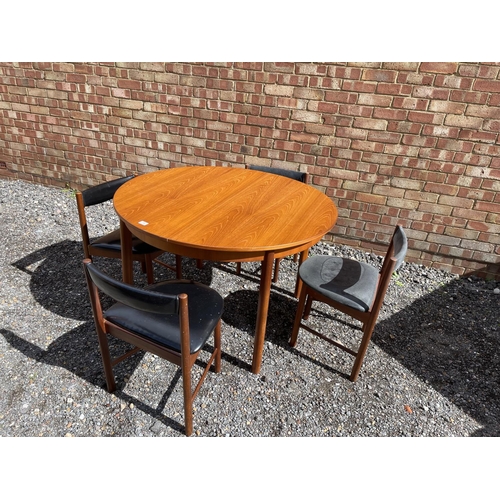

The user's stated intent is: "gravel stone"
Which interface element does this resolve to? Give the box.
[1,178,499,439]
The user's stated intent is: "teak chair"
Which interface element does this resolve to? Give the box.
[76,175,181,284]
[236,164,310,283]
[290,225,407,382]
[83,259,223,436]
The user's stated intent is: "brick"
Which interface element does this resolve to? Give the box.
[401,134,437,147]
[466,105,500,119]
[465,166,499,179]
[264,84,294,97]
[362,69,397,82]
[293,88,324,100]
[434,75,473,90]
[390,177,424,191]
[444,115,483,129]
[351,140,384,152]
[372,184,405,198]
[429,100,466,114]
[444,227,480,239]
[424,182,459,196]
[420,62,458,74]
[473,79,500,93]
[372,108,408,120]
[324,90,357,104]
[417,202,452,216]
[367,130,401,144]
[339,104,373,117]
[291,110,322,123]
[376,83,412,96]
[357,94,392,107]
[342,80,377,93]
[408,111,443,124]
[438,194,475,208]
[353,117,387,130]
[475,200,500,213]
[355,192,387,205]
[459,129,497,143]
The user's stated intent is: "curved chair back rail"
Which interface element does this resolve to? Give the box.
[84,258,180,315]
[290,225,408,382]
[83,259,223,436]
[246,164,309,183]
[81,175,135,207]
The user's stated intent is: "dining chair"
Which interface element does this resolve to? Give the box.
[83,258,223,436]
[76,175,181,284]
[236,164,310,283]
[290,225,407,382]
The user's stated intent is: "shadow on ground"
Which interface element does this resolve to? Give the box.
[373,279,500,437]
[222,275,500,437]
[5,240,500,436]
[3,240,221,434]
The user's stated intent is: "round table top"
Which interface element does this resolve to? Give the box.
[114,166,338,258]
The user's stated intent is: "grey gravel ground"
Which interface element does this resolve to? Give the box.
[1,177,499,443]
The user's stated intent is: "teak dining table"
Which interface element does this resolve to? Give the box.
[114,166,338,374]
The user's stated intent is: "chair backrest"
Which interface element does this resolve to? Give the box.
[76,175,136,258]
[390,225,408,272]
[374,225,408,311]
[81,175,135,207]
[246,164,308,183]
[83,259,179,316]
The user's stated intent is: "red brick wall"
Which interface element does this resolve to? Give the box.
[1,62,499,279]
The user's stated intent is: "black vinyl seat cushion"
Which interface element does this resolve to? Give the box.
[299,255,379,312]
[104,281,224,354]
[247,164,307,182]
[91,228,160,255]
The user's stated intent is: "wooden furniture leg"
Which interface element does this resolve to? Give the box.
[251,251,275,374]
[294,248,309,298]
[120,220,134,284]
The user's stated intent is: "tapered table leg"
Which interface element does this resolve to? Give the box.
[120,220,133,284]
[251,251,275,374]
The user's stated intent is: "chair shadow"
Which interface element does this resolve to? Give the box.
[222,288,351,380]
[7,240,220,435]
[372,278,500,437]
[0,325,190,434]
[224,275,500,436]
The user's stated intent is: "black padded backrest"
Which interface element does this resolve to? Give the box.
[81,175,135,207]
[391,225,408,271]
[247,165,307,183]
[84,261,179,315]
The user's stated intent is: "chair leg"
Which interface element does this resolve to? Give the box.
[214,320,222,373]
[272,258,281,283]
[303,295,313,320]
[181,363,194,437]
[96,330,116,392]
[349,318,377,382]
[294,249,308,298]
[290,286,308,347]
[236,262,242,274]
[175,255,183,279]
[145,255,155,284]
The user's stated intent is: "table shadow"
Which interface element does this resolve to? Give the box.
[227,276,500,437]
